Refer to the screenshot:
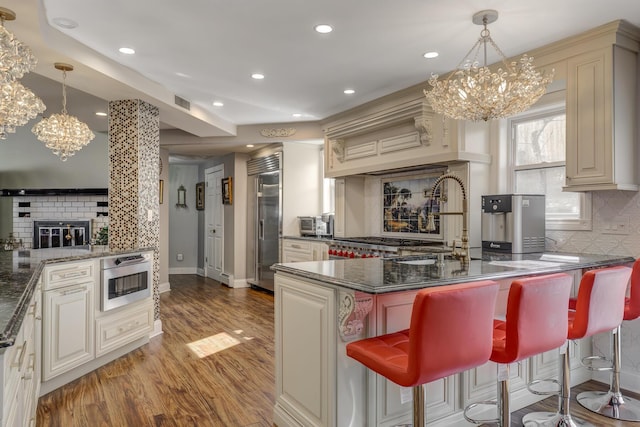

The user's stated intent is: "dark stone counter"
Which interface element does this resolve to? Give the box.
[272,251,635,294]
[0,247,154,348]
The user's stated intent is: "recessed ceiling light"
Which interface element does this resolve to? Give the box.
[344,89,355,95]
[423,51,439,59]
[52,17,78,29]
[246,144,255,148]
[213,101,224,107]
[119,47,135,55]
[314,24,333,34]
[175,72,191,78]
[251,73,265,80]
[292,113,302,118]
[95,112,107,117]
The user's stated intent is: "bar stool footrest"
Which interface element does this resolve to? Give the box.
[463,400,500,425]
[580,355,612,372]
[527,378,561,396]
[577,390,640,422]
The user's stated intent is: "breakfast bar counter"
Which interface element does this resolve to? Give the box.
[271,251,634,427]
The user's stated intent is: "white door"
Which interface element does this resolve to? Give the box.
[205,165,224,283]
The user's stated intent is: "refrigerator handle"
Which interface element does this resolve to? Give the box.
[259,219,265,240]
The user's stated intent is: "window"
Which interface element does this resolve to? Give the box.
[510,108,591,230]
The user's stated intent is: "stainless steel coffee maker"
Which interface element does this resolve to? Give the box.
[481,194,545,253]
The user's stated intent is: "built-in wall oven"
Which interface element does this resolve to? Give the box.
[101,253,152,311]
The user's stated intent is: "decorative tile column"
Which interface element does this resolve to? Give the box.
[108,100,161,321]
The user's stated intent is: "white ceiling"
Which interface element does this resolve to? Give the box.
[3,0,640,157]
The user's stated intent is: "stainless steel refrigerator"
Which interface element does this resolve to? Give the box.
[247,153,281,291]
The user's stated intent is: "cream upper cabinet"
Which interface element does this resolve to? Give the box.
[564,45,638,191]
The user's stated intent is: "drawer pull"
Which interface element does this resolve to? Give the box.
[61,270,86,279]
[62,287,86,296]
[11,341,27,368]
[291,244,301,249]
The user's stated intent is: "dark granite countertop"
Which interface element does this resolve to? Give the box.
[0,247,154,349]
[272,251,635,294]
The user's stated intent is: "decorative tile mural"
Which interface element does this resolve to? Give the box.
[382,173,442,237]
[108,100,161,321]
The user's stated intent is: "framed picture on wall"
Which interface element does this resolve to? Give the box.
[222,177,233,205]
[196,182,205,210]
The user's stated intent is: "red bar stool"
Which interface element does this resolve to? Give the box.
[577,258,640,421]
[346,281,499,426]
[463,273,573,427]
[522,265,632,427]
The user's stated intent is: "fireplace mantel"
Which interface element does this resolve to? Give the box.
[0,188,108,197]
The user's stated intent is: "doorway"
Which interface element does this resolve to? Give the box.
[205,165,224,283]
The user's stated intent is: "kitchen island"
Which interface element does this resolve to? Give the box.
[0,246,155,426]
[272,251,634,427]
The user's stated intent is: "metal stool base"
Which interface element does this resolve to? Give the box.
[521,411,595,427]
[577,390,640,422]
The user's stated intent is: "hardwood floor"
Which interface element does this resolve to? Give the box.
[37,274,639,426]
[37,274,276,427]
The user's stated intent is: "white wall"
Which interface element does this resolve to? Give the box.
[158,149,170,291]
[282,142,323,236]
[0,126,109,188]
[168,163,199,273]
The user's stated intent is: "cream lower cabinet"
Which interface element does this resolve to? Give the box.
[273,274,336,427]
[95,300,153,358]
[42,281,94,381]
[42,260,96,381]
[1,280,41,427]
[282,239,329,263]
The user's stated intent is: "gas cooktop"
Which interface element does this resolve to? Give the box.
[332,237,441,248]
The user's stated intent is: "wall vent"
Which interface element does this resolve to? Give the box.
[174,95,191,111]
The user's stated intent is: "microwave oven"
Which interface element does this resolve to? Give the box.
[299,215,334,237]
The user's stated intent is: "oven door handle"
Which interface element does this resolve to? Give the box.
[114,255,146,266]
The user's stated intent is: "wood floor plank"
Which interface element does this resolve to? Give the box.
[37,274,638,426]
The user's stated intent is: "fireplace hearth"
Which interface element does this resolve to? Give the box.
[33,220,91,249]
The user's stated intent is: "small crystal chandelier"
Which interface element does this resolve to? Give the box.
[32,63,95,161]
[424,10,553,122]
[0,7,45,139]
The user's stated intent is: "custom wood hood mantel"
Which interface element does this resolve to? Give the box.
[322,92,491,178]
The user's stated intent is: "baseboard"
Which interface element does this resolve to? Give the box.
[196,268,205,276]
[150,319,163,338]
[232,278,250,288]
[158,281,171,293]
[168,267,198,274]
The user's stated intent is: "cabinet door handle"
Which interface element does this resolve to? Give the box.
[61,286,86,296]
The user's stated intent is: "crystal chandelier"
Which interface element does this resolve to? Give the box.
[32,63,95,161]
[0,7,37,84]
[0,7,45,138]
[424,10,553,122]
[0,79,45,138]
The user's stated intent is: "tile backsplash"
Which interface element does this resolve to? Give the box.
[11,195,109,248]
[547,190,640,257]
[548,189,640,391]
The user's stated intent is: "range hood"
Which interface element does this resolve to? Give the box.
[0,188,108,196]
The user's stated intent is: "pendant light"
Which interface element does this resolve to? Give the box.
[32,63,95,161]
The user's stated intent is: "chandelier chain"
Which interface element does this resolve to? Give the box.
[61,70,68,114]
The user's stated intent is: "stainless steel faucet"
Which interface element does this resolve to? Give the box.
[425,173,469,265]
